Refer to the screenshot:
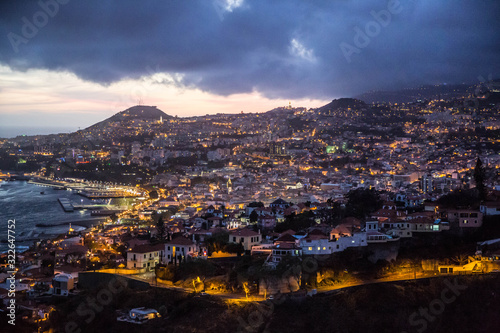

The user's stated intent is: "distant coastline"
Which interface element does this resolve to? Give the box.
[0,126,76,139]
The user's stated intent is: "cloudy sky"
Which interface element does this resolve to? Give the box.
[0,0,499,136]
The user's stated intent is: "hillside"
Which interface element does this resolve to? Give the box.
[315,98,368,115]
[354,84,475,104]
[85,105,172,130]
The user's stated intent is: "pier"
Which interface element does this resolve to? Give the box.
[35,217,107,228]
[78,190,140,199]
[28,179,66,189]
[58,198,74,212]
[72,203,110,210]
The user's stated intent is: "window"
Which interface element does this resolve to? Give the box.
[168,246,170,251]
[322,247,326,250]
[336,245,340,249]
[189,247,191,251]
[233,237,236,242]
[144,254,146,258]
[134,263,136,268]
[133,254,136,260]
[317,247,320,251]
[308,247,312,251]
[463,220,468,224]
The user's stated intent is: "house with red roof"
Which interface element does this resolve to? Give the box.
[164,236,202,264]
[229,228,261,252]
[126,243,164,271]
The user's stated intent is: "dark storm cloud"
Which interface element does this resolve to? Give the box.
[0,0,499,99]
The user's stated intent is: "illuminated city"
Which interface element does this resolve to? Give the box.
[1,1,500,333]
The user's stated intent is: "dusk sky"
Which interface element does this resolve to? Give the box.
[0,0,499,136]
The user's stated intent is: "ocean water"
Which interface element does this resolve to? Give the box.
[0,181,96,252]
[0,126,75,139]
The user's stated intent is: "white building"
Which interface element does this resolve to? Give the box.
[164,236,202,264]
[480,202,500,216]
[52,273,75,296]
[127,243,164,271]
[228,228,262,252]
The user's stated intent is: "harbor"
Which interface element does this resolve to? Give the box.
[58,198,74,212]
[0,180,117,253]
[27,177,142,198]
[35,217,108,228]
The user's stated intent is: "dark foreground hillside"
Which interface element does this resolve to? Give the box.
[5,274,499,333]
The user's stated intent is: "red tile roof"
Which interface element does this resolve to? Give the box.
[129,243,164,254]
[167,236,195,246]
[229,228,260,237]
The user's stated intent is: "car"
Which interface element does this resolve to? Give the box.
[267,295,274,300]
[199,292,208,296]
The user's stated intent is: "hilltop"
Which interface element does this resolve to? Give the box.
[315,98,368,114]
[85,105,172,130]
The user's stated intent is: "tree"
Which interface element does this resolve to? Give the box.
[248,201,264,208]
[149,190,159,199]
[243,282,250,299]
[437,189,479,209]
[473,157,486,200]
[156,216,166,240]
[249,210,259,223]
[345,188,382,219]
[41,258,54,276]
[274,211,316,233]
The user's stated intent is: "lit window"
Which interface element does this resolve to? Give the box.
[308,247,312,251]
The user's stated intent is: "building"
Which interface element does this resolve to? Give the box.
[128,307,160,322]
[300,230,334,255]
[127,243,164,271]
[480,201,500,216]
[446,209,483,228]
[164,236,201,264]
[269,143,286,155]
[421,174,433,193]
[267,243,302,266]
[52,273,74,296]
[229,228,262,252]
[270,198,289,210]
